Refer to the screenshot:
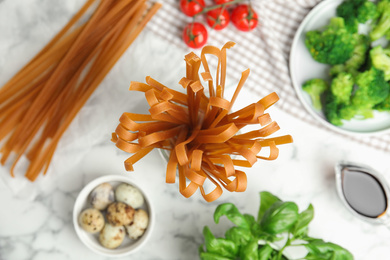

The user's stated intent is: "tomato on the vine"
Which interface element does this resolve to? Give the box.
[206,8,230,30]
[214,0,233,4]
[231,4,258,31]
[182,22,208,49]
[180,0,205,17]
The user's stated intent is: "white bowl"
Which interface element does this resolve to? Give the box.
[289,0,390,136]
[73,175,154,257]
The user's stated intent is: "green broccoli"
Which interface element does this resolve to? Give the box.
[374,94,390,111]
[329,64,347,77]
[305,17,357,65]
[357,1,378,23]
[302,78,329,110]
[352,67,390,111]
[324,91,363,125]
[338,103,358,121]
[336,0,377,33]
[329,34,370,77]
[324,72,356,125]
[345,34,370,70]
[324,92,343,126]
[370,45,390,80]
[370,0,390,41]
[330,72,354,104]
[325,67,390,125]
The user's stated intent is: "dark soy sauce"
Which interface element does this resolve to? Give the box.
[342,169,387,218]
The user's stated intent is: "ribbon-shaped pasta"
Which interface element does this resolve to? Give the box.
[113,42,293,202]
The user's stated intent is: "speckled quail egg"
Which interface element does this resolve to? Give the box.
[115,183,144,208]
[106,202,135,226]
[90,182,115,210]
[99,223,125,249]
[79,208,105,233]
[125,209,149,239]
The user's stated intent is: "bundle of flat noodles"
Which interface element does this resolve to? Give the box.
[112,42,293,202]
[0,0,161,181]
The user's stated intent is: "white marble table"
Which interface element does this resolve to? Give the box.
[1,1,390,260]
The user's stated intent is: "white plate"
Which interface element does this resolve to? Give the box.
[289,0,390,136]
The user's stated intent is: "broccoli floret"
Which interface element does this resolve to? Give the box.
[336,0,377,33]
[329,64,347,77]
[370,45,390,80]
[357,1,378,23]
[324,91,343,126]
[302,78,329,110]
[324,72,356,125]
[374,94,390,111]
[330,72,354,104]
[352,67,390,110]
[339,103,358,121]
[330,34,370,77]
[345,34,370,70]
[370,0,390,41]
[305,17,357,65]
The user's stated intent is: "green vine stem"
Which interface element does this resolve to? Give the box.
[194,0,247,18]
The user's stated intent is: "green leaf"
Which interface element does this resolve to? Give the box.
[258,192,281,221]
[199,244,206,254]
[225,227,253,246]
[304,239,354,260]
[214,203,250,229]
[203,226,239,258]
[200,252,234,260]
[258,244,274,260]
[291,204,314,237]
[239,239,259,260]
[260,201,299,234]
[244,214,256,226]
[257,232,281,243]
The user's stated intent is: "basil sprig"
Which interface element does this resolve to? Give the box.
[199,191,354,260]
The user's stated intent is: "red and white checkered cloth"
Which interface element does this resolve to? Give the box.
[146,0,390,152]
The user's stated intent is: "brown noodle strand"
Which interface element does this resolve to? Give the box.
[0,0,161,181]
[113,42,293,202]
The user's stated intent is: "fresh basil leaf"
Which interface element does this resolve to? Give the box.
[239,239,258,260]
[203,226,239,258]
[244,214,256,226]
[258,244,274,260]
[200,252,234,260]
[214,203,250,229]
[260,201,299,234]
[199,244,206,254]
[304,255,328,260]
[291,204,314,237]
[257,232,281,243]
[270,254,288,260]
[225,227,253,246]
[304,239,354,260]
[258,191,281,221]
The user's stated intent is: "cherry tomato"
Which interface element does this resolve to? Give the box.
[231,4,258,31]
[182,22,208,49]
[180,0,205,17]
[206,8,230,30]
[214,0,233,4]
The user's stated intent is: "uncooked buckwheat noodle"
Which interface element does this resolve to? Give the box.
[0,0,161,181]
[112,41,293,202]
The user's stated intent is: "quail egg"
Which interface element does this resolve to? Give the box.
[106,202,135,226]
[125,209,149,239]
[99,223,125,249]
[115,183,144,208]
[90,182,115,210]
[79,208,105,233]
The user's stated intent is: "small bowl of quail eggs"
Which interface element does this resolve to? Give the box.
[73,175,153,257]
